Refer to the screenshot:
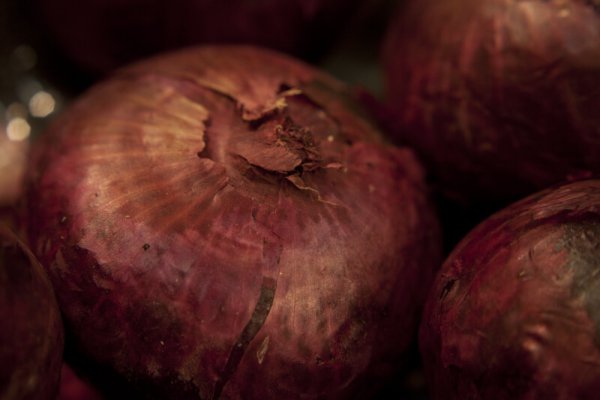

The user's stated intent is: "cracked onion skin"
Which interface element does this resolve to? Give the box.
[383,0,600,205]
[420,179,600,400]
[33,0,359,78]
[0,225,64,400]
[24,46,442,399]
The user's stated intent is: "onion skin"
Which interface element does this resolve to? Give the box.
[383,0,600,204]
[0,225,64,400]
[25,46,442,399]
[33,0,359,78]
[420,179,600,399]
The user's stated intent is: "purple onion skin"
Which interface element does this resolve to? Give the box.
[383,0,600,205]
[33,0,359,78]
[25,46,442,399]
[420,179,600,400]
[0,225,64,400]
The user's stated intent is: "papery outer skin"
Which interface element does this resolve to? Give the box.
[383,0,600,205]
[33,0,360,77]
[25,46,442,399]
[420,179,600,400]
[0,224,64,400]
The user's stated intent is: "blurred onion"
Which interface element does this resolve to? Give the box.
[0,224,63,400]
[384,0,600,205]
[33,0,361,78]
[421,179,600,399]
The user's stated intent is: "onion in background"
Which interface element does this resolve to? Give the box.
[383,0,600,206]
[25,46,442,399]
[0,224,64,400]
[31,0,362,79]
[420,179,600,399]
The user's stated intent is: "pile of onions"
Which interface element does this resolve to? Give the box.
[420,179,600,399]
[0,224,63,400]
[33,0,360,77]
[383,0,600,205]
[24,46,442,399]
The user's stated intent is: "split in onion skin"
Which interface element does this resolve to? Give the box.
[31,0,360,79]
[24,46,442,399]
[383,0,600,205]
[420,179,600,400]
[0,224,64,400]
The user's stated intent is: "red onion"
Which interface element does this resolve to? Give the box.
[420,179,600,399]
[383,0,600,204]
[25,46,442,399]
[33,0,360,78]
[0,224,64,400]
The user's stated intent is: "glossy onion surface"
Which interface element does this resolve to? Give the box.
[0,225,63,400]
[33,0,359,77]
[384,0,600,204]
[421,179,600,399]
[25,46,441,399]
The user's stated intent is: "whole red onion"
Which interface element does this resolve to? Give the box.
[25,46,442,399]
[420,179,600,399]
[32,0,360,78]
[0,224,64,400]
[383,0,600,205]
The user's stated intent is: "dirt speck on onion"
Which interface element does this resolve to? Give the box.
[383,0,600,205]
[421,179,600,399]
[25,46,442,399]
[0,224,63,400]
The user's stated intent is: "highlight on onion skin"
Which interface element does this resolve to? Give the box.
[24,46,442,399]
[383,0,600,205]
[32,0,360,78]
[420,179,600,400]
[0,224,64,400]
